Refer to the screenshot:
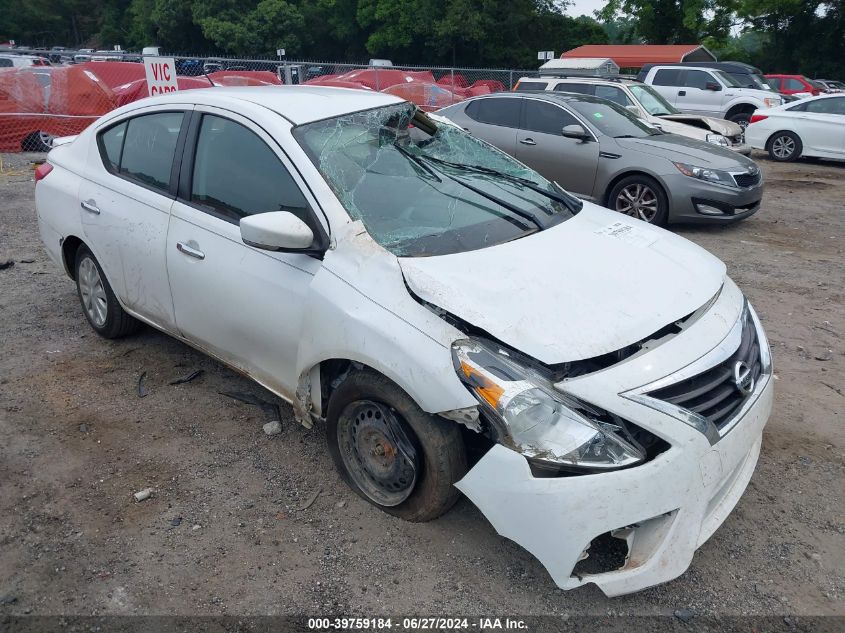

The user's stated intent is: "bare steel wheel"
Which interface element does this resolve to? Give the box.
[74,245,141,339]
[337,400,418,506]
[608,175,668,225]
[326,370,467,522]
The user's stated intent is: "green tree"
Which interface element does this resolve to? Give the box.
[598,0,736,44]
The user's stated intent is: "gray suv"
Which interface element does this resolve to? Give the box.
[437,92,763,225]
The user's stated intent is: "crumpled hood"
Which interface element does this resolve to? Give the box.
[658,114,742,137]
[399,205,725,364]
[615,133,754,169]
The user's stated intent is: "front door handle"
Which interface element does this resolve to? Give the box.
[80,200,100,215]
[176,242,205,260]
[519,138,537,146]
[678,90,687,96]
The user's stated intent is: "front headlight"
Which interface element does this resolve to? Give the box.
[451,339,647,470]
[674,161,735,186]
[763,97,782,108]
[705,133,730,147]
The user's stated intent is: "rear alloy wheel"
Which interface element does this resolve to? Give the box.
[74,245,141,338]
[608,175,668,225]
[767,131,802,162]
[326,371,467,522]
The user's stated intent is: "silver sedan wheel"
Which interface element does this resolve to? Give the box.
[771,135,796,159]
[615,183,659,222]
[78,257,107,327]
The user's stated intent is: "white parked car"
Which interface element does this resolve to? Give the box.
[35,87,773,596]
[0,53,51,68]
[746,94,845,161]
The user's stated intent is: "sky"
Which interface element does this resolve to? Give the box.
[565,0,606,18]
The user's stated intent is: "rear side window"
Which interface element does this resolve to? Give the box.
[98,112,184,192]
[652,69,681,86]
[521,100,578,135]
[552,83,594,95]
[190,115,309,223]
[514,81,548,91]
[465,98,521,128]
[784,78,806,91]
[99,121,126,170]
[805,97,845,115]
[594,85,632,106]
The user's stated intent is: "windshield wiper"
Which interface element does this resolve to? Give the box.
[435,169,547,230]
[393,143,442,182]
[413,154,582,213]
[392,143,540,230]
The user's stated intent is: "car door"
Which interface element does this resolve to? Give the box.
[166,108,325,397]
[675,70,721,116]
[514,98,599,196]
[800,97,845,155]
[459,96,521,155]
[79,108,188,331]
[648,68,682,106]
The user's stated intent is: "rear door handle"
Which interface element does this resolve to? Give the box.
[519,138,536,146]
[678,90,687,96]
[176,242,205,260]
[80,200,100,215]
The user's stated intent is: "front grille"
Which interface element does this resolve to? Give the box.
[648,312,762,429]
[733,172,761,188]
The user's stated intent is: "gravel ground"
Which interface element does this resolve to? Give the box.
[0,150,843,621]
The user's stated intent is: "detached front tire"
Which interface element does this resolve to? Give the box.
[326,370,467,522]
[767,131,802,162]
[74,245,141,338]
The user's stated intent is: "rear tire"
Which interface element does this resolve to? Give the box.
[607,174,669,225]
[326,370,467,522]
[766,131,802,162]
[74,245,141,339]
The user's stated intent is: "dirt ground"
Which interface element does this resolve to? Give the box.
[0,149,843,622]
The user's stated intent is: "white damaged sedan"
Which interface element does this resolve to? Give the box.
[35,86,773,596]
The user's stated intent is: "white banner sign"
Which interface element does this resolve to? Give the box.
[144,56,179,97]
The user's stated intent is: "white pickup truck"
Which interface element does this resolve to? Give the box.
[639,65,784,128]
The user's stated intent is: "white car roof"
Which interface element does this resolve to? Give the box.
[140,85,404,125]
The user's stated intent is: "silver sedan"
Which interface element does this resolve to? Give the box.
[438,92,764,225]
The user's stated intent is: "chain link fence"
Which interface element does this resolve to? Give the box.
[0,48,539,152]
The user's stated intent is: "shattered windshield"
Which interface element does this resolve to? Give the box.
[293,103,576,257]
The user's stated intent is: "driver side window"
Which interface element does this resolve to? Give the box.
[190,115,310,225]
[684,70,713,90]
[520,100,578,135]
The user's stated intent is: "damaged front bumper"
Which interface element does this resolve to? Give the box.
[456,378,771,596]
[455,284,773,597]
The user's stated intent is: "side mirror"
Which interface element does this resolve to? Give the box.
[626,104,641,116]
[705,82,721,91]
[562,123,590,141]
[240,211,314,251]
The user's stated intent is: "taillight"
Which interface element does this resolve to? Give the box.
[749,114,768,124]
[34,162,53,182]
